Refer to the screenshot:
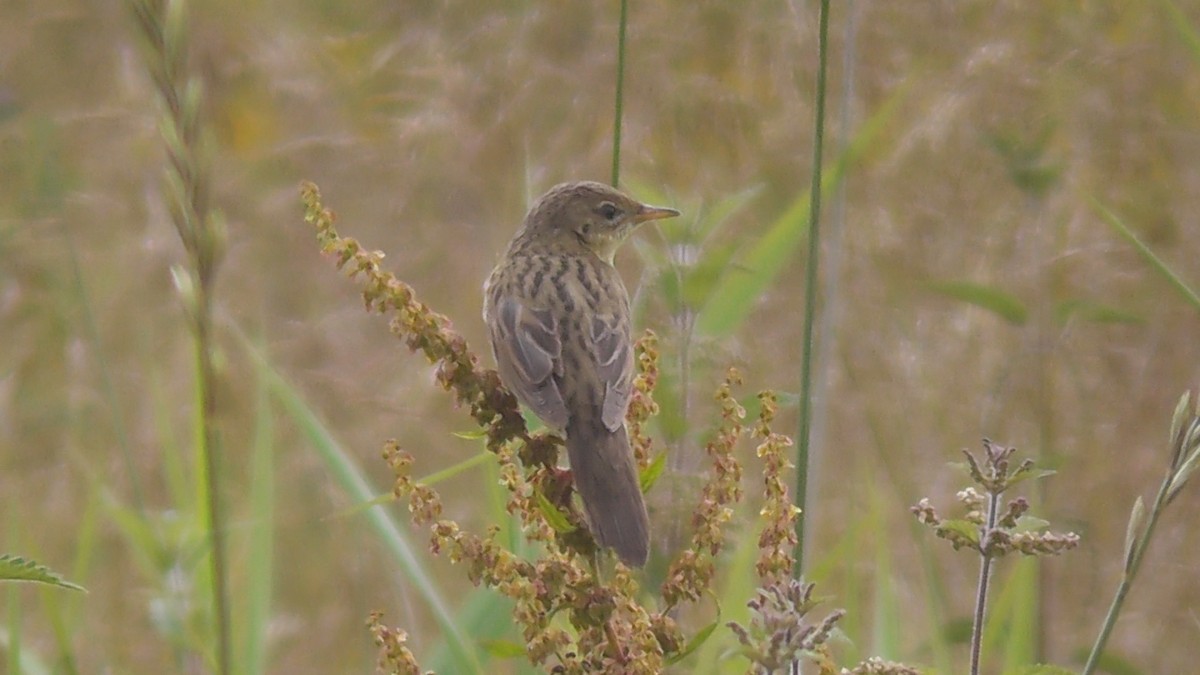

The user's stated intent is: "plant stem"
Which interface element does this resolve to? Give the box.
[795,0,831,577]
[195,288,231,675]
[970,490,1001,675]
[610,0,629,187]
[130,1,231,671]
[1081,466,1175,675]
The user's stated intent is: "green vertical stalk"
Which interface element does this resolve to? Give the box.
[611,0,629,187]
[969,492,1001,675]
[795,0,831,577]
[1081,464,1176,674]
[194,289,230,675]
[131,1,230,672]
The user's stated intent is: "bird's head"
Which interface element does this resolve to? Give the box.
[521,181,680,263]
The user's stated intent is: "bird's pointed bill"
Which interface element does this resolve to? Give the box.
[633,204,681,224]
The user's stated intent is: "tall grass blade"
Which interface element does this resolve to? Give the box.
[695,85,904,339]
[239,360,276,675]
[1089,197,1200,313]
[243,341,483,672]
[1162,0,1200,64]
[926,280,1030,325]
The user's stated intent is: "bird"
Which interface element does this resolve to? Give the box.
[483,181,679,566]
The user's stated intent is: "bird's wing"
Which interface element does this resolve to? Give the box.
[590,314,633,433]
[490,296,570,431]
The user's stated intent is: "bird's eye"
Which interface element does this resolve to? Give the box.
[597,201,620,220]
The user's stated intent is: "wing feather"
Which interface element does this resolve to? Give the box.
[590,315,633,432]
[490,297,570,431]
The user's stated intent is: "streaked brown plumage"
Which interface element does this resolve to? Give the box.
[483,181,679,566]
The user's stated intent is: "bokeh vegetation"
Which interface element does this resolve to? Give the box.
[3,1,1200,673]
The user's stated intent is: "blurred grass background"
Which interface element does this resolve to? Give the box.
[2,0,1199,673]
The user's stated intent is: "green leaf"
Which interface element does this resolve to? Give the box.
[695,86,906,338]
[666,619,719,666]
[1089,197,1200,314]
[418,451,494,486]
[1054,299,1144,325]
[680,242,739,309]
[937,519,981,546]
[694,191,810,337]
[452,429,488,440]
[1012,516,1050,533]
[521,408,547,433]
[926,280,1028,325]
[1070,646,1144,675]
[240,335,484,672]
[1167,442,1200,504]
[639,451,668,494]
[535,491,575,533]
[986,124,1062,198]
[480,639,527,659]
[0,555,85,592]
[692,186,764,240]
[428,587,521,671]
[1124,497,1145,573]
[1169,391,1192,450]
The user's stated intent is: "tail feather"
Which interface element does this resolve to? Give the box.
[565,421,650,566]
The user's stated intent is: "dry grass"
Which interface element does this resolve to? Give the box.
[2,1,1198,672]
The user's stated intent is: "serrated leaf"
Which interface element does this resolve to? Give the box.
[666,619,720,666]
[480,639,527,659]
[0,554,86,592]
[926,280,1029,325]
[639,451,667,494]
[1124,496,1145,574]
[535,491,575,533]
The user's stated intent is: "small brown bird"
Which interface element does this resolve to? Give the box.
[483,181,679,566]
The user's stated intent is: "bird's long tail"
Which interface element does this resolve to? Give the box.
[565,419,650,567]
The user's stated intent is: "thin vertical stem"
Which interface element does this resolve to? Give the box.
[794,0,831,577]
[970,491,1001,675]
[1081,467,1175,675]
[195,292,231,675]
[611,0,629,187]
[130,1,231,672]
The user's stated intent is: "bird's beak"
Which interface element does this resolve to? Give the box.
[633,203,681,224]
